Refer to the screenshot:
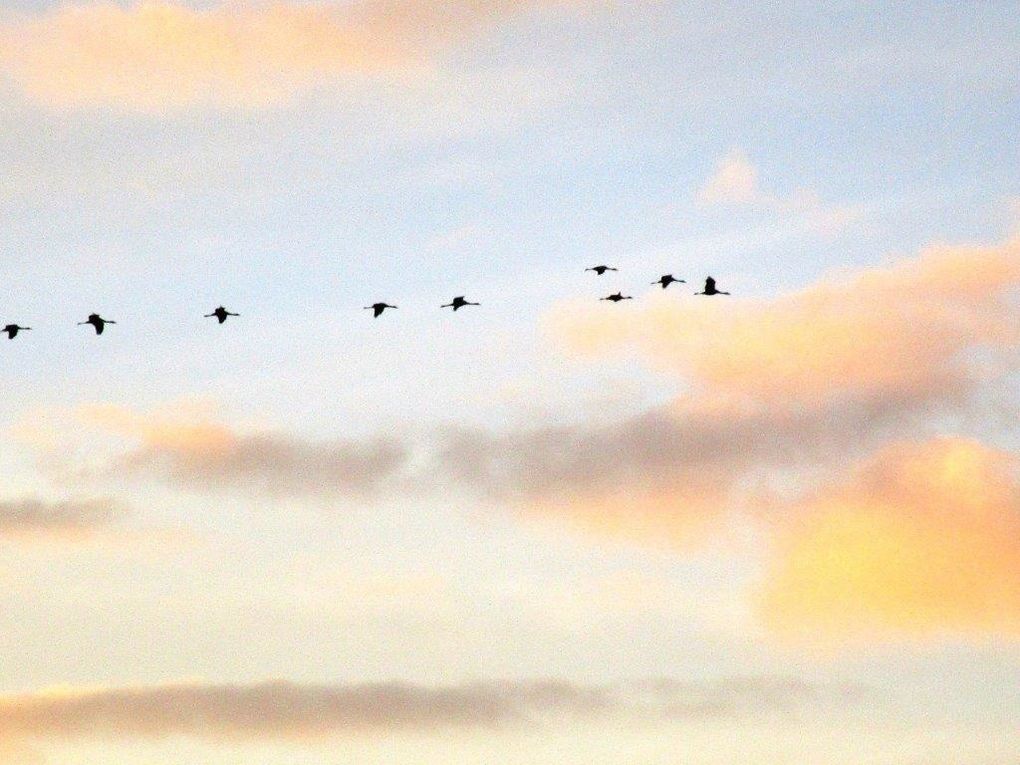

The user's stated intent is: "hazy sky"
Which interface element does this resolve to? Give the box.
[0,2,1018,763]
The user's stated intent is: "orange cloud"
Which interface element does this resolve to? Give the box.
[0,497,126,542]
[518,485,733,549]
[72,403,411,499]
[552,236,1020,408]
[0,0,572,112]
[38,238,1016,546]
[0,742,43,765]
[0,678,853,742]
[79,402,237,457]
[532,236,1020,550]
[21,237,1018,560]
[761,438,1020,640]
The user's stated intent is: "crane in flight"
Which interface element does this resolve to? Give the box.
[652,274,685,289]
[441,296,480,312]
[586,265,618,276]
[696,277,730,296]
[600,292,633,303]
[3,324,30,339]
[205,306,239,324]
[78,314,116,335]
[365,303,398,318]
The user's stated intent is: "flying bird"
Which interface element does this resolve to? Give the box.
[600,292,633,302]
[205,306,239,324]
[365,303,398,318]
[586,265,618,276]
[652,274,686,289]
[3,324,30,339]
[78,314,116,335]
[442,296,480,311]
[696,277,730,296]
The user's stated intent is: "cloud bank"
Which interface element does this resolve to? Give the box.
[0,677,856,741]
[529,235,1020,537]
[22,235,1020,639]
[553,237,1020,408]
[0,497,124,540]
[76,403,411,500]
[543,235,1020,637]
[0,0,575,112]
[762,437,1020,639]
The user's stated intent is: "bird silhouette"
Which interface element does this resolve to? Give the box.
[586,265,618,276]
[442,296,480,311]
[365,303,398,318]
[3,324,30,339]
[78,314,116,335]
[696,277,730,296]
[652,274,686,289]
[205,306,239,324]
[601,292,633,302]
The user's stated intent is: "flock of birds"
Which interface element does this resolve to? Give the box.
[1,271,729,338]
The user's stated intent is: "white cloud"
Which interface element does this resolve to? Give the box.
[696,149,863,237]
[697,149,760,204]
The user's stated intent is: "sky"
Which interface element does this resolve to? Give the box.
[0,1,1018,763]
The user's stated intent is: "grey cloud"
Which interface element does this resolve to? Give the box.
[0,497,124,537]
[0,678,864,741]
[431,385,952,502]
[96,382,950,509]
[116,434,412,500]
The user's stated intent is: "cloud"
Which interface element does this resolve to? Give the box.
[74,403,412,500]
[552,236,1020,408]
[0,677,858,742]
[0,0,575,112]
[525,235,1020,542]
[696,149,863,236]
[0,497,125,541]
[12,237,1017,644]
[62,396,902,545]
[0,742,43,765]
[434,396,912,546]
[697,149,760,205]
[22,236,1016,548]
[19,396,875,554]
[760,438,1020,640]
